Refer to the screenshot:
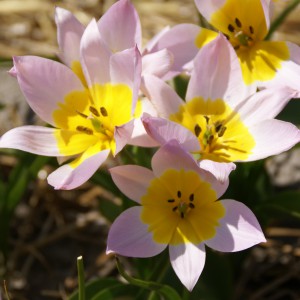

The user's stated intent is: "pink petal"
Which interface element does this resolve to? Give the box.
[206,200,266,252]
[246,119,300,162]
[47,149,110,190]
[186,34,252,105]
[237,87,295,127]
[142,115,200,152]
[145,24,200,80]
[98,0,142,51]
[106,206,167,257]
[114,119,134,155]
[194,0,225,21]
[142,75,183,118]
[110,46,142,111]
[142,49,173,78]
[110,165,155,203]
[12,56,83,126]
[55,7,85,66]
[0,126,61,156]
[169,243,206,291]
[80,19,111,87]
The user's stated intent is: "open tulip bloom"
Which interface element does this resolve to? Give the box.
[107,140,266,291]
[142,34,300,181]
[0,18,143,190]
[193,0,300,87]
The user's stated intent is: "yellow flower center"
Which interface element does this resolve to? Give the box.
[52,83,140,160]
[141,169,225,245]
[170,97,255,162]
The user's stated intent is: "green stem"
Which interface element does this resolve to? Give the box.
[77,256,86,300]
[266,0,300,40]
[3,280,11,300]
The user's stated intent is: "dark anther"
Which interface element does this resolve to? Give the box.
[235,18,242,28]
[224,34,230,40]
[76,126,93,135]
[180,212,184,219]
[189,203,195,209]
[173,206,178,212]
[194,124,202,137]
[100,106,108,117]
[234,45,240,50]
[204,116,210,124]
[76,111,88,119]
[207,135,214,144]
[89,106,100,117]
[215,122,223,133]
[177,191,182,198]
[168,199,175,203]
[249,26,254,34]
[218,126,227,137]
[189,194,194,201]
[228,24,235,32]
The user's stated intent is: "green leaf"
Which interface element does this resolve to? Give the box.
[91,283,137,300]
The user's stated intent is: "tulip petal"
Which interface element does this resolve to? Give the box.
[107,206,167,257]
[80,19,111,87]
[0,126,61,156]
[110,165,155,203]
[98,0,142,51]
[55,7,85,66]
[142,116,200,152]
[142,75,183,117]
[12,56,83,126]
[169,243,206,291]
[114,119,134,155]
[206,200,266,252]
[47,149,110,190]
[246,119,300,162]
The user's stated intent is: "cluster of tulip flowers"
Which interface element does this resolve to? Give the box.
[1,0,300,292]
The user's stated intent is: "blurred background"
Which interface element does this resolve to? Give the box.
[1,0,300,299]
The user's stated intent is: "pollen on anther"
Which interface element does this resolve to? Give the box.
[228,24,235,32]
[76,111,88,119]
[235,18,242,28]
[168,199,175,203]
[177,191,182,198]
[218,126,227,137]
[194,124,202,137]
[249,26,254,34]
[189,203,195,209]
[189,194,194,201]
[76,126,93,135]
[100,107,108,117]
[89,106,100,117]
[173,206,178,212]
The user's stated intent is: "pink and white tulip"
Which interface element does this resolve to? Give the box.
[107,140,266,291]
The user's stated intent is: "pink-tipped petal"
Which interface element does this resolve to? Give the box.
[142,116,200,152]
[80,19,111,87]
[98,0,142,51]
[110,46,142,111]
[114,119,134,155]
[12,56,83,126]
[246,119,300,162]
[107,206,167,257]
[0,126,61,156]
[145,24,200,80]
[186,34,251,104]
[55,7,85,66]
[194,0,225,21]
[142,75,183,117]
[169,243,206,291]
[206,200,266,252]
[47,149,109,190]
[110,165,155,203]
[151,140,200,177]
[142,49,173,78]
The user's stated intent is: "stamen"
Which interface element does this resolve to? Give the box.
[224,34,230,40]
[173,206,178,212]
[180,212,184,219]
[189,194,194,201]
[249,26,254,34]
[228,24,235,33]
[194,124,202,137]
[234,45,240,50]
[89,106,100,117]
[100,107,108,117]
[76,111,88,119]
[235,18,242,28]
[189,203,195,209]
[177,191,182,198]
[215,122,223,133]
[218,126,227,137]
[168,199,175,203]
[204,116,210,124]
[207,135,214,145]
[76,126,93,135]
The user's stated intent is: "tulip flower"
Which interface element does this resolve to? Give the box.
[107,140,266,291]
